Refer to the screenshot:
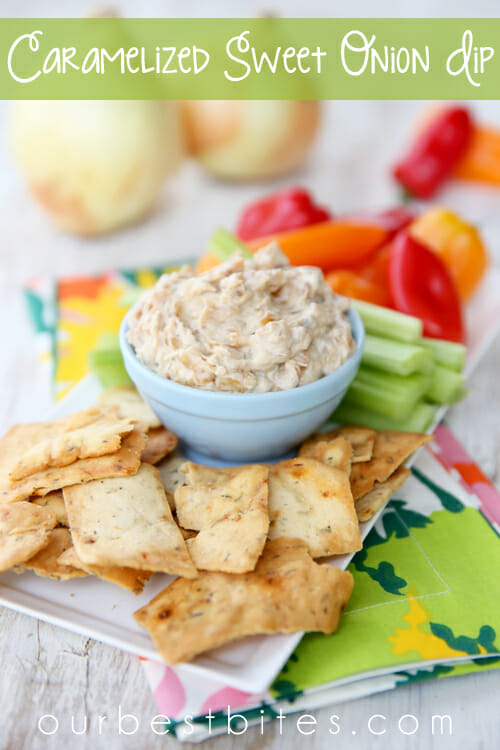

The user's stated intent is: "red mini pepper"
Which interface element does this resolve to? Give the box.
[393,107,473,199]
[236,187,331,241]
[388,231,464,342]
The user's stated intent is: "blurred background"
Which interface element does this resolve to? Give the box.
[1,0,500,471]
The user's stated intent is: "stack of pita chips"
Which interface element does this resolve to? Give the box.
[135,426,428,664]
[0,392,182,590]
[300,426,432,522]
[0,383,431,666]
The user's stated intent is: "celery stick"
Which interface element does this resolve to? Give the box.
[422,337,466,372]
[426,366,466,404]
[345,367,432,420]
[208,228,252,261]
[355,367,432,400]
[342,386,415,421]
[89,333,123,367]
[91,362,132,388]
[362,334,433,375]
[342,387,417,421]
[449,386,469,404]
[333,400,437,433]
[351,300,422,343]
[88,349,124,368]
[89,332,132,386]
[94,332,120,350]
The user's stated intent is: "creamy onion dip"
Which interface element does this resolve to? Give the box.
[127,244,355,393]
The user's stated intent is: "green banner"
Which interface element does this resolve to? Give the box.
[1,18,499,99]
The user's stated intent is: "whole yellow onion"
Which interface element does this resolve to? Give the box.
[180,100,321,180]
[8,100,184,236]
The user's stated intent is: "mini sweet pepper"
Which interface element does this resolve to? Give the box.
[393,106,473,199]
[236,187,331,241]
[409,207,489,301]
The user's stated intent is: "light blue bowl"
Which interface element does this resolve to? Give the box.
[119,309,364,464]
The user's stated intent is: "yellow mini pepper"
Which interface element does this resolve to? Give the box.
[409,207,489,301]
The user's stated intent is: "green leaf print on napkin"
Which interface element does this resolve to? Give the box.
[353,550,407,595]
[351,497,434,595]
[272,680,304,702]
[430,623,500,664]
[364,499,433,550]
[411,467,465,513]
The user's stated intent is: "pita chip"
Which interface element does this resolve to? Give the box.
[134,537,354,664]
[98,387,176,464]
[63,463,197,578]
[0,407,120,477]
[58,546,153,594]
[98,386,161,430]
[174,463,244,530]
[355,466,411,523]
[185,464,269,573]
[24,528,87,580]
[301,426,376,464]
[350,430,432,500]
[32,490,68,527]
[299,436,353,473]
[8,410,135,481]
[1,427,146,503]
[141,427,178,465]
[268,458,362,557]
[157,456,186,510]
[0,502,57,573]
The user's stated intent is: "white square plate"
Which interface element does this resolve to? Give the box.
[1,270,499,693]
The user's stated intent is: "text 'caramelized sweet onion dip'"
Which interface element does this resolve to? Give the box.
[127,244,355,393]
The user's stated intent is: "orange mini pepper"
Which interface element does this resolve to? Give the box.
[326,245,393,306]
[455,124,500,186]
[409,208,489,301]
[325,269,391,306]
[248,220,388,272]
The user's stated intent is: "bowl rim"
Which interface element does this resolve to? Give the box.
[119,306,365,404]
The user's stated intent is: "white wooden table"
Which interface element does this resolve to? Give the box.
[1,3,500,748]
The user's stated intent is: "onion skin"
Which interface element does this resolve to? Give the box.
[180,100,321,180]
[8,100,184,236]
